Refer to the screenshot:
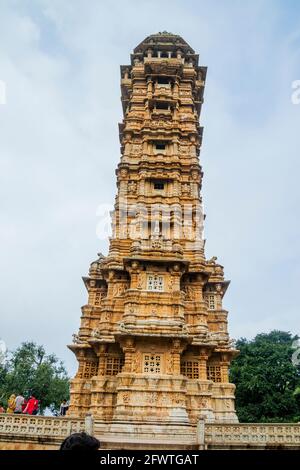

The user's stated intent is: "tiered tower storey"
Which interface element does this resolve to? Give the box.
[68,32,238,428]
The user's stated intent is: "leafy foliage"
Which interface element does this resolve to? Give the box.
[0,342,69,414]
[230,330,300,422]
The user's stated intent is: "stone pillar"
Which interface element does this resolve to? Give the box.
[147,78,153,99]
[142,141,147,154]
[220,353,230,383]
[75,350,85,379]
[193,274,205,302]
[173,80,179,99]
[97,344,107,377]
[171,339,186,375]
[85,413,94,436]
[105,270,116,298]
[196,418,205,450]
[220,362,229,383]
[173,351,181,375]
[128,261,140,289]
[121,338,136,373]
[172,139,179,157]
[199,353,208,380]
[119,172,128,197]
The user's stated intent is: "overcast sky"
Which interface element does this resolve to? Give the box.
[0,0,299,375]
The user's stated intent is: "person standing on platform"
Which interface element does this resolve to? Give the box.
[6,394,16,413]
[14,393,25,414]
[59,400,69,416]
[23,396,39,415]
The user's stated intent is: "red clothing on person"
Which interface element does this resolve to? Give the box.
[23,397,39,415]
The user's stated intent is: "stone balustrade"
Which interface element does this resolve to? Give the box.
[205,423,300,449]
[0,414,86,448]
[1,413,300,450]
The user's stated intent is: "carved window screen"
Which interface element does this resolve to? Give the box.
[181,360,200,379]
[207,365,221,382]
[143,354,161,374]
[207,294,216,310]
[147,275,164,292]
[105,356,125,376]
[81,361,98,379]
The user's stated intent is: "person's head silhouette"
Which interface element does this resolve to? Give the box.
[60,432,100,451]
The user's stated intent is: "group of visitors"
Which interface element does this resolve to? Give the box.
[0,393,39,415]
[0,395,69,416]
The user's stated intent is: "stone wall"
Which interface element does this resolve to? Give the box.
[205,423,300,449]
[0,414,85,451]
[0,414,300,450]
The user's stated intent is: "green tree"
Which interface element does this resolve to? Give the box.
[0,342,69,414]
[230,330,300,423]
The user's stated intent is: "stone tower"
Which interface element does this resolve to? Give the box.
[68,32,238,431]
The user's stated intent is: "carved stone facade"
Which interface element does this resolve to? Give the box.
[68,32,239,428]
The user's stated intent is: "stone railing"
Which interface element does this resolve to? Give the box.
[0,413,85,440]
[205,423,300,449]
[1,414,300,450]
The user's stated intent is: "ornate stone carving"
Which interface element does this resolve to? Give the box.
[128,181,137,194]
[122,393,130,404]
[69,32,238,428]
[91,328,101,338]
[72,334,85,344]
